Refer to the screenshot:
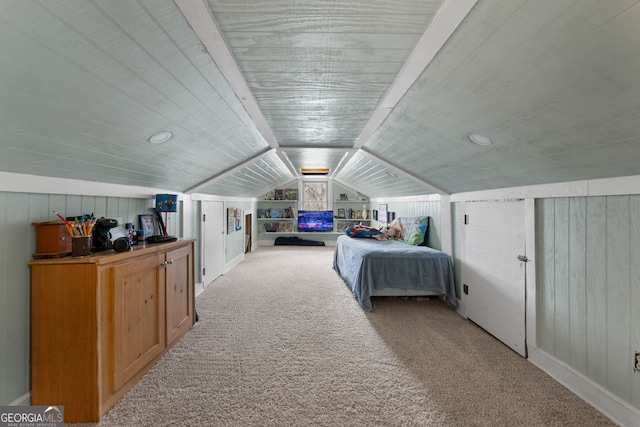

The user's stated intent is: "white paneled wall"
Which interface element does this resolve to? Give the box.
[374,200,442,249]
[0,192,165,405]
[536,196,640,409]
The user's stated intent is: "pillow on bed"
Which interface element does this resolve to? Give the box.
[400,216,429,246]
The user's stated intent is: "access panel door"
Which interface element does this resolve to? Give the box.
[463,200,527,356]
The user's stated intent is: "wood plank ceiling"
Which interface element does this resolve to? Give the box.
[1,0,640,198]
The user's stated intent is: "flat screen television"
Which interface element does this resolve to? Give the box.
[297,210,334,232]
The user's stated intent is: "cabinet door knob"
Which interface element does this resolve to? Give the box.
[168,259,174,264]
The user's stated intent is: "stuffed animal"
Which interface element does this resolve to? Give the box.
[345,224,382,239]
[378,222,402,240]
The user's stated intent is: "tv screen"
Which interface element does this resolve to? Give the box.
[297,210,334,232]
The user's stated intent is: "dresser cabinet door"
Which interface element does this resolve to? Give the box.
[164,244,194,346]
[112,253,165,391]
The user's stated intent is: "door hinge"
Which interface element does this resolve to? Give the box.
[202,214,206,222]
[517,255,529,262]
[202,267,206,276]
[464,214,469,225]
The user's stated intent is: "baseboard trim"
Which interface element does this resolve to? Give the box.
[528,347,639,427]
[224,252,245,273]
[9,392,30,406]
[195,281,205,297]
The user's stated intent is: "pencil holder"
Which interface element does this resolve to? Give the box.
[72,236,92,257]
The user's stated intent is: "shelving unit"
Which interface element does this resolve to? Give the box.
[257,199,298,234]
[333,200,371,233]
[255,188,372,245]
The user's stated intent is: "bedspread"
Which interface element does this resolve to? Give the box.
[332,235,457,311]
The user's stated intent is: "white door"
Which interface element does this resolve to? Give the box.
[202,201,224,287]
[463,200,527,356]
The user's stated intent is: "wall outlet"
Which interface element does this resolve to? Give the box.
[635,351,640,373]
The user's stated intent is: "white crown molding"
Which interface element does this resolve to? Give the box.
[0,171,181,199]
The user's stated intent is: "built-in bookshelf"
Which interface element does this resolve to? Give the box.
[257,201,297,233]
[333,200,371,233]
[258,187,298,235]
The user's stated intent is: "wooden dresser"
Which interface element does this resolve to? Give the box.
[29,239,195,423]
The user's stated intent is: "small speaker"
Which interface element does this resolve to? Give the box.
[113,237,131,252]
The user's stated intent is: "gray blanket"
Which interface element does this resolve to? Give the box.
[332,235,457,311]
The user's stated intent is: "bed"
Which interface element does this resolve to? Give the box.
[332,218,457,311]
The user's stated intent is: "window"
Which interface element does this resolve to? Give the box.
[302,181,328,211]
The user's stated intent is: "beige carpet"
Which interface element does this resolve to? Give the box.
[75,246,615,426]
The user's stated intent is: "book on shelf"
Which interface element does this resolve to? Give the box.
[279,222,294,232]
[282,189,298,201]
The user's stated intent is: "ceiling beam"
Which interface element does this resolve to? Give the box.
[175,0,279,148]
[184,148,277,194]
[359,148,449,195]
[353,0,478,148]
[275,151,300,179]
[277,146,357,154]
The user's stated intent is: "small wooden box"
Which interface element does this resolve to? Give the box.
[33,221,72,259]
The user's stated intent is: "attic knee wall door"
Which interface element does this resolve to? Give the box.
[202,201,224,286]
[462,200,527,357]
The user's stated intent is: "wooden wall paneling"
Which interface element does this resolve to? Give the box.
[81,195,98,217]
[4,193,30,400]
[630,195,640,408]
[553,198,571,362]
[605,196,631,400]
[451,202,462,299]
[585,196,608,386]
[93,196,108,218]
[568,197,587,373]
[49,194,67,221]
[0,193,6,404]
[536,198,556,353]
[384,200,441,249]
[65,194,82,217]
[105,196,120,218]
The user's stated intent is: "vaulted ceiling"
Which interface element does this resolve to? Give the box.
[1,0,640,199]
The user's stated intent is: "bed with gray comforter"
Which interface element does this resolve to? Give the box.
[332,234,457,311]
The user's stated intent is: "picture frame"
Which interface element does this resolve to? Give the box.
[378,204,388,228]
[337,208,346,218]
[138,214,154,239]
[235,208,242,231]
[227,208,235,234]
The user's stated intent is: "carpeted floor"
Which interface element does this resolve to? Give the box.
[75,246,615,426]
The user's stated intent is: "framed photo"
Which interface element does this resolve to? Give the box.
[337,208,346,218]
[227,208,235,234]
[235,208,242,231]
[138,214,154,239]
[378,204,388,228]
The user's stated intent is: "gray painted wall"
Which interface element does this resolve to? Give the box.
[536,196,640,410]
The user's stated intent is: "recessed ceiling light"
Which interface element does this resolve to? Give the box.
[468,133,492,146]
[148,131,173,144]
